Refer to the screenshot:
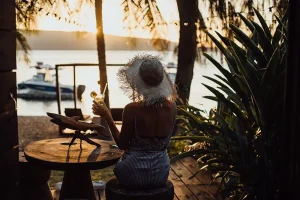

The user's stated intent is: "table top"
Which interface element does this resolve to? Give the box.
[24,138,123,171]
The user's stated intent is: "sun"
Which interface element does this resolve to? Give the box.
[37,0,124,35]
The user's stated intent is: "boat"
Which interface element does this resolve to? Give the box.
[164,62,177,83]
[165,62,177,69]
[18,62,85,100]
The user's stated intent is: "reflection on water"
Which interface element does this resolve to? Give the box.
[17,50,223,116]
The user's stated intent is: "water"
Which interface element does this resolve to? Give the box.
[16,50,223,116]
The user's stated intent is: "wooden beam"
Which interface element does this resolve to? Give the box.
[0,0,18,199]
[0,0,16,71]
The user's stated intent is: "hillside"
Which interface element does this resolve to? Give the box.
[21,30,177,50]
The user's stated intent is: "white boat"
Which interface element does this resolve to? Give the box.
[165,62,177,69]
[164,62,177,83]
[18,62,85,100]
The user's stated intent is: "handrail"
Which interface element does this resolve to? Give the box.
[55,63,125,115]
[55,63,125,67]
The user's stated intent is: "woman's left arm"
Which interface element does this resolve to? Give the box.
[92,101,134,149]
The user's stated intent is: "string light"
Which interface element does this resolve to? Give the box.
[18,1,277,28]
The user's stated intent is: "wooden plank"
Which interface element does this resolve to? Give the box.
[171,160,216,200]
[169,170,183,199]
[180,157,213,184]
[180,157,220,197]
[173,194,179,200]
[169,169,198,200]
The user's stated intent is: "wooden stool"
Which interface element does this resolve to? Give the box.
[105,178,174,200]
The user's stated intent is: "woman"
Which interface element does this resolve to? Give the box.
[92,54,177,189]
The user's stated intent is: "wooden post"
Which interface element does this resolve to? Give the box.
[55,65,63,135]
[0,0,19,199]
[280,1,300,199]
[73,65,77,109]
[55,65,61,115]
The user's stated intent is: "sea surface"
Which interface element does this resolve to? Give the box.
[16,50,224,116]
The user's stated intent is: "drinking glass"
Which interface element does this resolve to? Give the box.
[94,94,105,104]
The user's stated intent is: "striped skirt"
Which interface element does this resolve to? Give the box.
[113,150,170,189]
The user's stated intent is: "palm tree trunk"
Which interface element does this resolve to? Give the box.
[175,0,198,104]
[95,0,110,108]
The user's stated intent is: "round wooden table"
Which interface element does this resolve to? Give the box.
[24,138,123,200]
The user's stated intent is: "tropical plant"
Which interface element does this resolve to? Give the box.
[171,8,288,200]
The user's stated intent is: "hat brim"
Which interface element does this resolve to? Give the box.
[117,54,177,105]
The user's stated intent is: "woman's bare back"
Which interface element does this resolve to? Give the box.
[133,101,176,138]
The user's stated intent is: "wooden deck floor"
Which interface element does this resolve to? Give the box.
[52,156,220,200]
[170,157,220,200]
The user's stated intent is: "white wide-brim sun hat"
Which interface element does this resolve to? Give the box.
[117,54,177,106]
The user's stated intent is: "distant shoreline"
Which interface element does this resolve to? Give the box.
[21,30,177,51]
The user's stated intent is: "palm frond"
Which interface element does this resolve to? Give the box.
[121,0,169,51]
[16,30,31,63]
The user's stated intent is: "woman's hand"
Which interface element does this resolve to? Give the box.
[92,100,112,119]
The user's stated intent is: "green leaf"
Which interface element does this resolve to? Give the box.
[274,15,288,37]
[253,7,272,40]
[203,75,230,89]
[214,74,232,87]
[229,43,260,96]
[246,56,259,70]
[230,40,247,56]
[218,87,244,109]
[206,31,239,74]
[215,31,231,46]
[203,96,219,102]
[178,108,213,137]
[213,111,237,141]
[232,117,248,164]
[203,53,237,86]
[248,30,259,63]
[238,13,255,32]
[229,24,268,68]
[203,53,250,113]
[251,21,274,59]
[260,47,280,91]
[272,8,289,48]
[203,83,247,123]
[176,124,192,132]
[276,50,287,76]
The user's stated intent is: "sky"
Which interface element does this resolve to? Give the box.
[35,0,274,42]
[37,0,180,42]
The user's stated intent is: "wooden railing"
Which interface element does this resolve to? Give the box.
[54,63,125,115]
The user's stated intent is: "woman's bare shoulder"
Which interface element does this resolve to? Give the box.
[164,100,176,109]
[124,102,140,112]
